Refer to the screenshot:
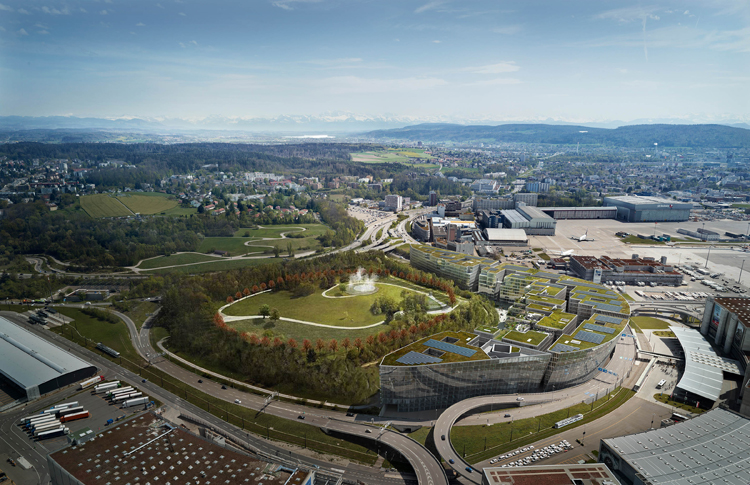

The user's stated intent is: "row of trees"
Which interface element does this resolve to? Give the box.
[155,252,497,403]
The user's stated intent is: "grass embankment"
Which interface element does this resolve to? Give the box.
[621,292,635,302]
[50,312,381,464]
[198,224,329,256]
[653,330,676,338]
[653,394,707,414]
[630,316,672,329]
[621,235,666,245]
[376,228,383,241]
[144,258,276,275]
[223,318,390,343]
[450,388,635,464]
[122,301,159,330]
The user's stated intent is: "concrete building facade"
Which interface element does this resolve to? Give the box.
[603,195,692,222]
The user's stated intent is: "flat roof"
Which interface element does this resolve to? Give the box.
[715,297,750,328]
[604,195,692,208]
[0,316,96,391]
[670,326,734,402]
[483,464,620,485]
[516,204,555,221]
[541,206,617,212]
[49,413,304,485]
[500,209,527,224]
[484,228,528,242]
[602,408,750,485]
[382,331,489,366]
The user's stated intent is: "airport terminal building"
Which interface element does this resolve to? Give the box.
[603,196,692,222]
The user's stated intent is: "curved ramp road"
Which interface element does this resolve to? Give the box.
[325,420,448,485]
[434,328,638,482]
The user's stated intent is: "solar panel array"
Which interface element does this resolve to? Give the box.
[594,314,625,325]
[396,351,443,365]
[550,343,579,353]
[425,339,477,357]
[575,330,605,345]
[583,323,616,334]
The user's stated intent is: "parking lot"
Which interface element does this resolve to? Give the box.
[0,379,152,484]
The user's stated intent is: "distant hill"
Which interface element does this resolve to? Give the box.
[363,123,750,148]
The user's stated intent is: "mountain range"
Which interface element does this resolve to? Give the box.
[0,114,748,134]
[363,123,750,148]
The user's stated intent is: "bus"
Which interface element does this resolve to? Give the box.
[671,413,688,422]
[656,379,667,389]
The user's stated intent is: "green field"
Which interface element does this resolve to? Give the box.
[116,193,179,214]
[80,194,133,218]
[451,388,634,464]
[351,149,437,167]
[138,252,225,269]
[52,307,141,362]
[198,224,328,256]
[218,317,389,347]
[123,301,160,330]
[224,283,425,327]
[630,316,672,329]
[141,257,276,275]
[233,224,328,239]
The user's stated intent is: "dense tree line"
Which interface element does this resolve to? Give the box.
[153,252,497,402]
[0,201,236,268]
[314,200,364,247]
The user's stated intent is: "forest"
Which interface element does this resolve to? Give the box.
[151,251,497,402]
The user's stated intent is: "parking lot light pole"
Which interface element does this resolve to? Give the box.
[739,259,746,284]
[705,245,712,268]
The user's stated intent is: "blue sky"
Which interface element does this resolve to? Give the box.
[1,0,748,122]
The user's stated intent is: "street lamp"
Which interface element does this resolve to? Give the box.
[704,245,712,268]
[739,259,747,285]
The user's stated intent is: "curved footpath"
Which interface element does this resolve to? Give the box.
[434,326,639,483]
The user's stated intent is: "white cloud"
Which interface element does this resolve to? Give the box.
[618,68,629,74]
[190,40,197,45]
[493,25,522,35]
[432,39,441,43]
[136,22,145,27]
[466,78,522,86]
[684,10,690,15]
[179,42,186,48]
[306,58,362,66]
[35,23,49,29]
[100,9,108,15]
[415,0,448,14]
[18,8,29,14]
[320,76,448,94]
[79,7,86,13]
[271,0,322,11]
[580,24,750,53]
[41,6,70,15]
[594,6,660,22]
[156,3,164,8]
[17,28,28,35]
[0,3,13,12]
[469,62,520,74]
[0,26,5,31]
[38,30,49,34]
[178,12,186,16]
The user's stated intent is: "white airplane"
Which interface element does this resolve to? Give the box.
[571,229,594,242]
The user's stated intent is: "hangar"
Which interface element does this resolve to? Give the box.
[603,195,692,222]
[0,316,96,403]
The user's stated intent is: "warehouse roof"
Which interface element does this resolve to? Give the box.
[0,316,95,391]
[484,228,528,242]
[602,408,750,485]
[604,195,691,207]
[500,209,527,224]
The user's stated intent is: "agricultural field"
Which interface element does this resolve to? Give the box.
[116,193,179,214]
[80,194,133,218]
[351,148,436,166]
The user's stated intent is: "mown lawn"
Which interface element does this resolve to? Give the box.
[227,317,390,342]
[143,258,276,275]
[223,283,422,327]
[630,316,672,329]
[52,307,141,362]
[233,224,329,239]
[123,301,160,330]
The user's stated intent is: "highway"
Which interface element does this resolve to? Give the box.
[433,326,639,483]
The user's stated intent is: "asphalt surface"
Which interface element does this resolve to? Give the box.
[434,326,639,483]
[0,312,424,485]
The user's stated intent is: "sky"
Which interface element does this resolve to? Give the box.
[1,0,749,123]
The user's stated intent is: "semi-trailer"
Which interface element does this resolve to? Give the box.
[57,406,84,417]
[79,376,105,390]
[29,419,61,432]
[60,411,90,423]
[113,392,141,403]
[32,421,63,434]
[94,382,120,393]
[36,427,69,440]
[122,397,149,408]
[107,387,134,397]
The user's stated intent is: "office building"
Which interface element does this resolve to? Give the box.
[384,194,403,212]
[603,196,692,222]
[569,255,683,286]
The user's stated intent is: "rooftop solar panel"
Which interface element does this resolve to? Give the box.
[583,323,616,334]
[424,339,477,357]
[575,330,605,344]
[396,351,443,365]
[594,314,625,325]
[550,343,579,352]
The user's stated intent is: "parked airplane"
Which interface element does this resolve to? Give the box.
[571,229,594,242]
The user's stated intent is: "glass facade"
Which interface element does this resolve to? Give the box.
[380,353,551,412]
[544,337,618,389]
